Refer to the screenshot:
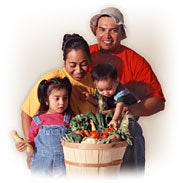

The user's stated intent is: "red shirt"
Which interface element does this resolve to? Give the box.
[89,44,165,101]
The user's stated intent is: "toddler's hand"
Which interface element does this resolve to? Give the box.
[108,119,118,129]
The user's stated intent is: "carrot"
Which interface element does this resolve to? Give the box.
[74,130,86,137]
[83,130,90,137]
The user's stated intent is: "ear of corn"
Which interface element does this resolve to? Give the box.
[11,130,33,153]
[89,119,96,131]
[118,112,133,145]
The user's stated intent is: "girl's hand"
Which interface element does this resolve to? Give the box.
[16,142,27,152]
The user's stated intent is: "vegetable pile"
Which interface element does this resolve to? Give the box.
[62,111,133,145]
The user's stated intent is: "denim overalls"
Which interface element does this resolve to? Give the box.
[30,113,70,176]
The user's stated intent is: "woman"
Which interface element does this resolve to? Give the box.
[18,34,97,151]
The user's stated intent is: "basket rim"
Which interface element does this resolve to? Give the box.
[61,140,127,150]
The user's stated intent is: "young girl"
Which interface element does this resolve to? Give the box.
[81,63,138,129]
[26,77,73,176]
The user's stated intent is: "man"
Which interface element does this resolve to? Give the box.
[89,7,165,173]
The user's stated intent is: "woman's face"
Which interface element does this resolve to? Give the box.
[64,49,89,81]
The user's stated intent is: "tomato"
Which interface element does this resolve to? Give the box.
[103,128,109,134]
[103,127,115,134]
[90,131,101,139]
[108,127,115,133]
[101,132,108,139]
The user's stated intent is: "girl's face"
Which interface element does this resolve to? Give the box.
[64,49,89,81]
[95,16,122,53]
[94,78,118,98]
[47,88,69,114]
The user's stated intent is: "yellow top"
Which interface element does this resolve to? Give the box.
[22,67,98,116]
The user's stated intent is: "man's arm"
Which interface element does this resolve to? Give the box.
[128,97,165,117]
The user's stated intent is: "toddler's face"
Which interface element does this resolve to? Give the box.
[94,78,118,97]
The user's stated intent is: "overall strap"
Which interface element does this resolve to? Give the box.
[64,113,71,123]
[32,114,42,125]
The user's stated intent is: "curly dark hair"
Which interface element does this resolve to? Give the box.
[62,33,90,61]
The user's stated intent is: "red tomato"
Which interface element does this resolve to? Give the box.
[101,132,108,139]
[103,127,115,134]
[103,128,109,134]
[108,127,115,133]
[90,131,101,139]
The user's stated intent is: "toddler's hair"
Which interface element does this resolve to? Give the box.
[92,63,117,81]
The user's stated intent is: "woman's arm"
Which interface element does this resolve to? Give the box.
[21,110,32,141]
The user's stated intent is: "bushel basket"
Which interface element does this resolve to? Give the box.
[61,140,127,178]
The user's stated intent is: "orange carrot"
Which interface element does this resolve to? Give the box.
[84,130,90,137]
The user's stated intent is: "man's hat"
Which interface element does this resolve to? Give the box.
[90,7,125,35]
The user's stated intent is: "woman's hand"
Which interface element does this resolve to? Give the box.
[16,142,27,152]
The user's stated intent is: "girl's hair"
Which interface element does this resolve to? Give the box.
[91,63,117,81]
[62,33,90,60]
[37,77,72,114]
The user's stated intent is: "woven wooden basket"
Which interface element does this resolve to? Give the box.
[61,140,127,178]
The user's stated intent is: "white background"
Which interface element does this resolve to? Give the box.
[0,0,179,182]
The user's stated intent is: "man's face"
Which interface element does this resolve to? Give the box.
[95,16,123,53]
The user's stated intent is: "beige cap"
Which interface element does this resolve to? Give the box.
[90,7,125,35]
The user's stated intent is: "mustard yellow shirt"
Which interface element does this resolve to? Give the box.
[22,67,98,117]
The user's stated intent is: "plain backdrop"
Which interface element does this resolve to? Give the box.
[0,0,179,182]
